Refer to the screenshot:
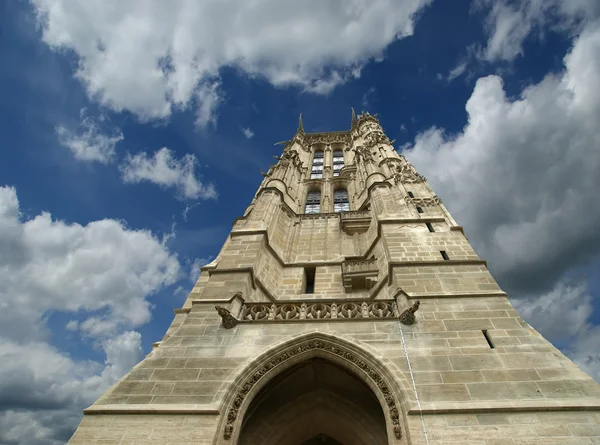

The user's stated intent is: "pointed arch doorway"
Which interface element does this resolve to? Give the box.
[238,358,389,445]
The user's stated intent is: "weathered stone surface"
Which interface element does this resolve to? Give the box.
[67,114,600,445]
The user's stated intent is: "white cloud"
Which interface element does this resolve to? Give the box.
[445,61,468,82]
[0,332,143,445]
[0,185,181,339]
[404,21,600,378]
[55,108,123,163]
[31,0,433,124]
[120,147,217,200]
[477,0,600,62]
[513,279,600,382]
[242,127,255,139]
[0,185,181,444]
[194,81,223,129]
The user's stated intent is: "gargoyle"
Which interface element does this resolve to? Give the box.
[398,301,420,325]
[215,305,238,329]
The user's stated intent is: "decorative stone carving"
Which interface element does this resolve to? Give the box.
[240,300,397,321]
[215,306,238,329]
[352,111,380,132]
[305,132,351,147]
[398,301,420,325]
[363,131,391,149]
[392,161,426,184]
[223,338,402,440]
[405,195,441,206]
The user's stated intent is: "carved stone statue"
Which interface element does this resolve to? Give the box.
[398,301,420,325]
[215,305,238,329]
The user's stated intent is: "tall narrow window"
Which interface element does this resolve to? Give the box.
[440,250,450,260]
[305,190,321,214]
[407,191,415,198]
[311,151,324,179]
[333,150,344,176]
[333,189,350,212]
[304,267,316,294]
[426,222,435,233]
[416,206,424,214]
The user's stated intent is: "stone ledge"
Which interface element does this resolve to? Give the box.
[407,399,600,415]
[83,404,220,415]
[389,259,488,269]
[405,292,508,300]
[174,308,191,314]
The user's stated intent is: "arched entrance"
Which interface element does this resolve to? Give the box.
[238,358,388,445]
[218,334,404,445]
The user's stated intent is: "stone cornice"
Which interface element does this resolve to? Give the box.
[84,404,220,414]
[407,399,600,415]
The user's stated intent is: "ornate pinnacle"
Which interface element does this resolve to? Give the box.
[298,113,304,133]
[351,107,357,125]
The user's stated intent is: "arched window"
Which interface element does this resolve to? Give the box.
[333,189,350,212]
[332,150,344,176]
[305,190,321,214]
[310,151,324,179]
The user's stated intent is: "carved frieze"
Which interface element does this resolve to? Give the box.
[240,300,397,321]
[405,195,441,206]
[304,132,350,147]
[223,338,403,440]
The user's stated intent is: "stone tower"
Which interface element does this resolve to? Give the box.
[68,112,600,445]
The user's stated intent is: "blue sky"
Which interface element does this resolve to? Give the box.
[1,0,600,443]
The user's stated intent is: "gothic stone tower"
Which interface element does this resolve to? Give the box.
[68,112,600,445]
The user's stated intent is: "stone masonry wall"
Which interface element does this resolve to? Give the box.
[67,114,600,445]
[71,298,600,444]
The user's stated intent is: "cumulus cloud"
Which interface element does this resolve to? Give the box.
[0,332,143,445]
[31,0,432,124]
[404,21,600,377]
[55,108,123,163]
[120,147,217,200]
[0,185,181,444]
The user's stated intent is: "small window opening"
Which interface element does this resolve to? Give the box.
[311,151,324,179]
[305,190,321,214]
[304,267,316,294]
[426,222,435,233]
[440,250,449,260]
[416,206,424,214]
[407,191,415,198]
[333,189,350,212]
[333,150,344,176]
[482,330,495,349]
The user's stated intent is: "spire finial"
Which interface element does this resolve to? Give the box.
[298,113,304,133]
[351,107,357,124]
